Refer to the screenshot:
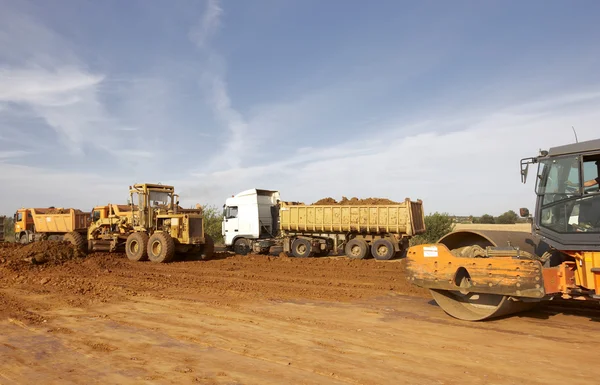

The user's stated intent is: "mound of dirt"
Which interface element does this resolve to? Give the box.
[312,196,401,205]
[0,241,85,269]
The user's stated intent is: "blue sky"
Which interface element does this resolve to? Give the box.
[1,0,600,216]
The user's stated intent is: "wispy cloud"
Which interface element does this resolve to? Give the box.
[190,0,248,171]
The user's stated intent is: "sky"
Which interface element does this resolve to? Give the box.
[1,0,600,217]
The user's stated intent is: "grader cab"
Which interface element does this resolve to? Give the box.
[87,183,214,263]
[406,138,600,321]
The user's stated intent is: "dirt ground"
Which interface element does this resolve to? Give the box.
[1,243,599,384]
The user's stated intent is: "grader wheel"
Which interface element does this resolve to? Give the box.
[64,231,87,253]
[201,234,215,260]
[125,232,149,262]
[147,232,175,263]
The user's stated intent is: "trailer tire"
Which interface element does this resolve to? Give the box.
[371,238,395,260]
[345,239,368,259]
[147,232,175,263]
[126,232,149,261]
[64,231,87,253]
[291,238,312,258]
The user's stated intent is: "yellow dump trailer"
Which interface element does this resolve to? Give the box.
[279,199,425,260]
[14,208,90,251]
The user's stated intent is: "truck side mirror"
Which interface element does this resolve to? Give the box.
[519,207,530,218]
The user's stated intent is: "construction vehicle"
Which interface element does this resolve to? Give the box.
[13,208,90,251]
[87,183,214,263]
[222,189,426,259]
[0,216,5,242]
[405,138,600,321]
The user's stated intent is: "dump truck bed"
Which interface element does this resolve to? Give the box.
[279,199,425,236]
[30,208,90,233]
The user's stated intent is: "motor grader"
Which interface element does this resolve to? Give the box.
[406,138,600,321]
[87,183,214,263]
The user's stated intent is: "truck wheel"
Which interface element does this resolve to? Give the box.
[371,238,395,260]
[126,232,149,261]
[19,234,28,244]
[147,232,175,263]
[345,239,368,259]
[234,238,250,255]
[291,238,312,258]
[64,231,87,253]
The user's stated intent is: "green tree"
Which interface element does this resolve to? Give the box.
[479,214,495,224]
[1,215,15,242]
[495,210,519,224]
[410,212,455,246]
[202,205,224,244]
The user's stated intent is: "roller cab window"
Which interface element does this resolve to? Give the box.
[537,155,600,233]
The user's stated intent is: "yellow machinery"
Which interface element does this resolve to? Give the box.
[13,208,90,251]
[87,183,214,263]
[406,138,600,320]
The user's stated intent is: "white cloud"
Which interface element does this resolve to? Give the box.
[177,89,600,216]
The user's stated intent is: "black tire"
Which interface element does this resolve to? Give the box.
[201,234,215,260]
[234,238,250,255]
[371,238,395,260]
[345,239,368,259]
[125,232,149,261]
[291,238,312,258]
[147,232,175,263]
[64,231,87,253]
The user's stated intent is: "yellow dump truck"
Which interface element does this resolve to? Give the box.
[14,208,90,251]
[222,189,425,259]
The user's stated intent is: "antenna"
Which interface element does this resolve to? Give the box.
[572,126,579,143]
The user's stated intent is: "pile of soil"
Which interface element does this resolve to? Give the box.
[312,196,401,205]
[44,208,83,214]
[0,241,85,269]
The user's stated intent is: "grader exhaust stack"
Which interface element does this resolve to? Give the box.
[406,138,600,321]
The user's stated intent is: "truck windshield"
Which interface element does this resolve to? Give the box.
[537,155,600,233]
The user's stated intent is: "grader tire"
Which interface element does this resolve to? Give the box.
[126,232,149,262]
[64,231,87,253]
[201,234,215,260]
[147,232,175,263]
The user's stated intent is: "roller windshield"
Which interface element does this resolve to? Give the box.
[536,155,600,233]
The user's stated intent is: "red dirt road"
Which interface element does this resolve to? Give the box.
[1,247,599,384]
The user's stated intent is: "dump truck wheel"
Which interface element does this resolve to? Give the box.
[345,239,368,259]
[371,238,395,260]
[19,234,28,244]
[147,232,175,263]
[291,238,312,258]
[125,232,149,262]
[201,234,215,260]
[64,231,87,253]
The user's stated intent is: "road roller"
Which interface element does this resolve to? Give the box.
[406,138,600,321]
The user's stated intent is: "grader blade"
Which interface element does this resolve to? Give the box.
[405,241,545,321]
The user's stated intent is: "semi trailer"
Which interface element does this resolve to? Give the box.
[222,189,425,259]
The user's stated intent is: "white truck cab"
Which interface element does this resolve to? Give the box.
[222,189,280,252]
